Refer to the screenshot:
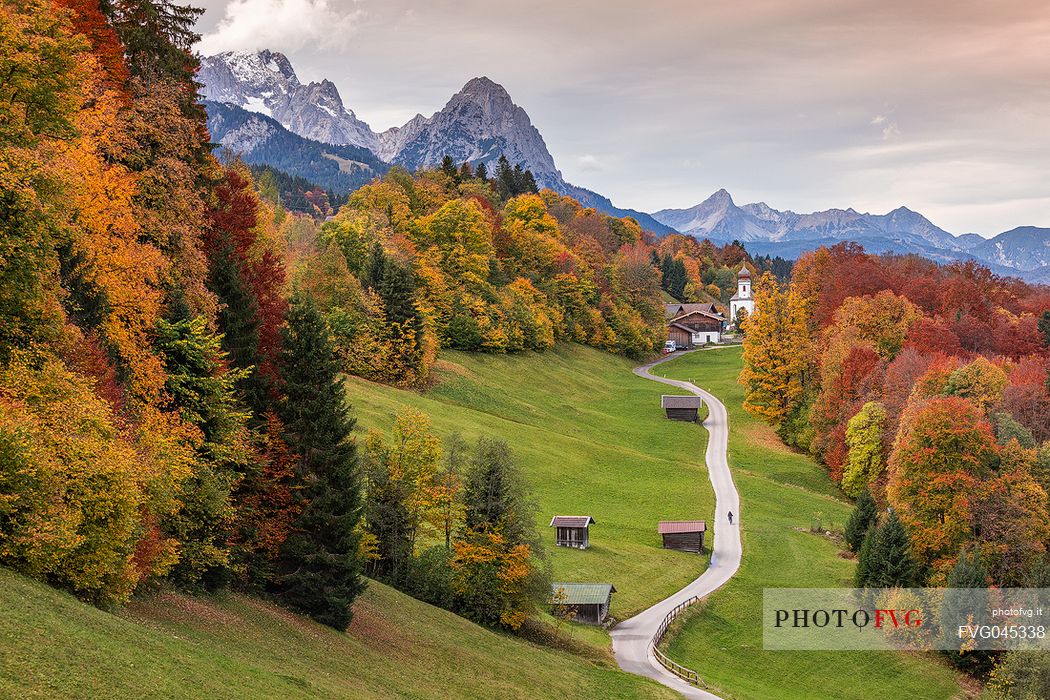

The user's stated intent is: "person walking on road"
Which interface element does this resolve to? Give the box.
[728,511,734,524]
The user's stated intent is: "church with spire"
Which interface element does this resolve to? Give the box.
[729,265,754,325]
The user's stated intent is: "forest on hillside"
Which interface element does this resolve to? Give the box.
[0,0,759,642]
[741,243,1050,688]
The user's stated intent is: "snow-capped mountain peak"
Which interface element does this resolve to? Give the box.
[199,50,378,150]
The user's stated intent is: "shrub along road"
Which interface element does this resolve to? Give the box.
[611,349,742,699]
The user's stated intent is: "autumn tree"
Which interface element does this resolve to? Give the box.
[740,273,812,425]
[842,402,887,497]
[887,397,998,581]
[364,411,442,580]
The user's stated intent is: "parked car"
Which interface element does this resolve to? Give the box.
[663,340,677,354]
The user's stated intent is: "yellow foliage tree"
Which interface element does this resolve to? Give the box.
[740,273,813,424]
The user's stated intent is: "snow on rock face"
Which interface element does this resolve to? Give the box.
[199,50,379,151]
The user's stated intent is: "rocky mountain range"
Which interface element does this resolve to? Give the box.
[198,49,1048,281]
[198,50,674,234]
[653,190,1050,282]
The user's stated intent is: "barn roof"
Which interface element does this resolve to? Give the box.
[658,520,707,534]
[661,395,703,409]
[549,515,595,528]
[665,303,724,322]
[550,583,616,605]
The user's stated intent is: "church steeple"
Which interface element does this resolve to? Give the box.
[736,265,751,300]
[729,264,755,327]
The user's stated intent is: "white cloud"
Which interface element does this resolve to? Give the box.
[576,154,604,171]
[870,114,887,125]
[198,0,363,55]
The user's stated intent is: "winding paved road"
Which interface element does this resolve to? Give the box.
[610,349,742,699]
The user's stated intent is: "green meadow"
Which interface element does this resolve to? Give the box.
[347,343,715,619]
[657,348,968,699]
[0,567,674,700]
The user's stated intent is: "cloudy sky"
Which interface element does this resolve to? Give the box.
[194,0,1050,236]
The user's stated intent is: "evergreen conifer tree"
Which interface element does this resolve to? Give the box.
[496,155,515,200]
[210,241,269,417]
[462,438,535,546]
[521,168,538,194]
[943,549,992,672]
[276,296,365,629]
[869,510,917,587]
[475,162,488,181]
[844,488,878,552]
[441,154,459,182]
[854,526,876,587]
[362,242,385,290]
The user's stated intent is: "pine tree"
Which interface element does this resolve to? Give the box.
[869,510,917,587]
[210,241,268,417]
[475,162,488,181]
[844,488,878,552]
[106,0,202,86]
[378,256,418,329]
[495,155,515,200]
[155,317,250,590]
[521,169,538,194]
[854,526,876,587]
[947,549,987,588]
[441,154,459,182]
[459,162,473,180]
[276,296,365,629]
[362,242,385,290]
[462,437,535,547]
[943,550,992,672]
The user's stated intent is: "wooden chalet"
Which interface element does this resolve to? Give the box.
[549,515,595,549]
[549,583,617,625]
[658,520,706,553]
[664,303,726,348]
[661,395,703,422]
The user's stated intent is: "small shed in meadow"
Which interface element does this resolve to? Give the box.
[549,583,617,625]
[550,515,595,549]
[662,395,703,422]
[658,520,706,553]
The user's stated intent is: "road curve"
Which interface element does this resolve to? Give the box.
[610,349,742,700]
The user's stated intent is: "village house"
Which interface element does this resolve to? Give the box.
[664,302,726,348]
[549,515,595,549]
[549,583,617,625]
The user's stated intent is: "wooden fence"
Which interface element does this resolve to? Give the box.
[650,595,708,689]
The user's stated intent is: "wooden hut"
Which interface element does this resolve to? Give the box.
[658,520,706,553]
[662,395,703,421]
[549,583,617,625]
[549,515,595,549]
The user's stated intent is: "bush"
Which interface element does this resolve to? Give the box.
[0,353,145,604]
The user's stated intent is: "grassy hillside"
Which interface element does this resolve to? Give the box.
[347,344,715,619]
[0,567,675,700]
[657,348,968,699]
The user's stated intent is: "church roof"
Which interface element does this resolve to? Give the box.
[737,265,751,278]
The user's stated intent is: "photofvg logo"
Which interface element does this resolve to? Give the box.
[762,588,1050,651]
